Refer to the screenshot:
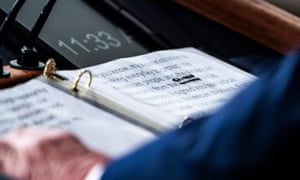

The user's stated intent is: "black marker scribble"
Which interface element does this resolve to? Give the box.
[179,78,201,84]
[172,74,201,85]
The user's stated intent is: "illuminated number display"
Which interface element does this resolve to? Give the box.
[58,29,133,56]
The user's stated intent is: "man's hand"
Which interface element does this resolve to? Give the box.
[0,128,110,180]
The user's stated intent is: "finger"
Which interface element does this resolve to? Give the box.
[0,141,31,180]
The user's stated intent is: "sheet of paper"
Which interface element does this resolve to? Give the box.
[61,47,255,126]
[0,79,155,158]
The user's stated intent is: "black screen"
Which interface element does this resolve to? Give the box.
[0,0,149,68]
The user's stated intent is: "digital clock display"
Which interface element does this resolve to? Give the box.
[0,0,149,68]
[58,29,134,58]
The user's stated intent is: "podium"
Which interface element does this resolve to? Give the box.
[175,0,300,54]
[1,0,300,89]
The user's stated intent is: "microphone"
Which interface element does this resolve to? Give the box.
[0,0,26,45]
[0,0,26,78]
[10,0,57,70]
[24,0,56,49]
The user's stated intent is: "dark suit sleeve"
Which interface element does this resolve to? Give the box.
[102,51,300,180]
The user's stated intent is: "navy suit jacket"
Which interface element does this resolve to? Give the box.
[102,51,300,179]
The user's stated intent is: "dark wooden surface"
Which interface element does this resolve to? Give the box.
[0,66,41,89]
[175,0,300,54]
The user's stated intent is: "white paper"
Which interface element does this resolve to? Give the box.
[60,47,255,126]
[0,80,154,158]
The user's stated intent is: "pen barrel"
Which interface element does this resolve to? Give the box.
[175,0,300,54]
